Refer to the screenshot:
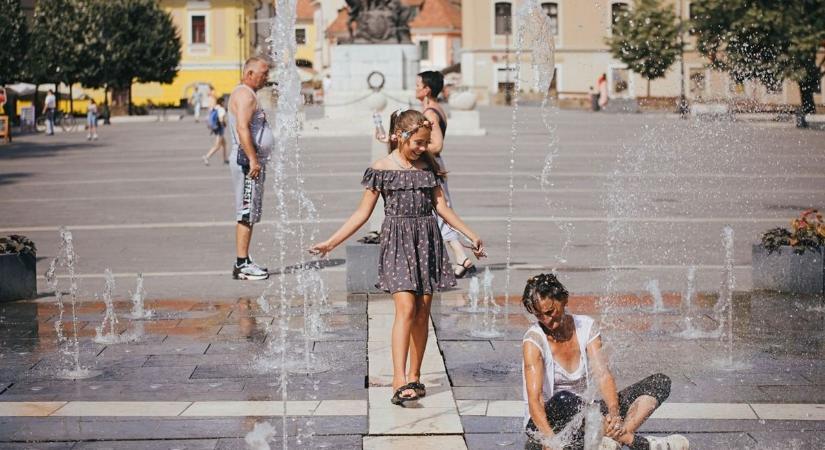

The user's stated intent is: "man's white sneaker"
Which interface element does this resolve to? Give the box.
[86,134,92,140]
[233,261,269,280]
[202,155,210,166]
[645,434,690,450]
[92,134,98,140]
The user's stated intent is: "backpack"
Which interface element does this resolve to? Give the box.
[207,108,220,131]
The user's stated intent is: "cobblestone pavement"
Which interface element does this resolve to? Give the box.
[1,107,824,448]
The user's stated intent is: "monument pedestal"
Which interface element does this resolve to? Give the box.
[301,45,418,137]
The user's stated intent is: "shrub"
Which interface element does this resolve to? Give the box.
[761,209,825,254]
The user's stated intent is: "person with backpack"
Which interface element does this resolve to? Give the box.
[202,97,228,165]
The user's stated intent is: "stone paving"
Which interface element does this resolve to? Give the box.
[1,107,825,448]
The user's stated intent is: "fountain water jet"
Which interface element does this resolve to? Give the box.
[49,228,100,380]
[123,273,153,320]
[469,268,503,338]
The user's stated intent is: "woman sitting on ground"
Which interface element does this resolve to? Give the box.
[521,273,688,450]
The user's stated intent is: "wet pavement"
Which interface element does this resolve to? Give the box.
[2,108,825,448]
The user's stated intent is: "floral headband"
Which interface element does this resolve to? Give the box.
[398,119,433,140]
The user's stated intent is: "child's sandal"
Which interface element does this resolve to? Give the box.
[390,383,419,406]
[454,258,477,278]
[409,381,426,398]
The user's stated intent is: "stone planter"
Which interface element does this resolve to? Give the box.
[752,244,824,294]
[346,242,382,294]
[0,252,37,302]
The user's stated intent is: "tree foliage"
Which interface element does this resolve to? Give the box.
[27,0,88,86]
[0,0,29,85]
[81,0,181,91]
[691,0,825,114]
[607,0,682,97]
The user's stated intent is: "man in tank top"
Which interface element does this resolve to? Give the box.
[227,56,274,280]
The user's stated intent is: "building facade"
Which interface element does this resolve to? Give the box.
[131,0,265,106]
[461,0,825,107]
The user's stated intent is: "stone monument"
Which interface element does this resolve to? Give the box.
[302,0,420,136]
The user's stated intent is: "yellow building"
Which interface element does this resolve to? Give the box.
[130,0,264,106]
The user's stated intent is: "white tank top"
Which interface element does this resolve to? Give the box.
[228,84,273,161]
[521,315,600,427]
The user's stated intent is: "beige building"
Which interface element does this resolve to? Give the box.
[461,0,825,107]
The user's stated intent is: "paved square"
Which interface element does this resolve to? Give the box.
[1,107,824,448]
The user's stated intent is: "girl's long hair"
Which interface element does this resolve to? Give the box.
[388,109,446,178]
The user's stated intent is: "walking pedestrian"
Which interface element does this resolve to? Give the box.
[598,73,609,110]
[227,56,273,280]
[44,89,56,135]
[416,71,476,278]
[192,89,203,123]
[86,99,99,141]
[310,109,486,406]
[203,97,228,165]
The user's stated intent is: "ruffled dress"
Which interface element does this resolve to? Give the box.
[362,168,457,295]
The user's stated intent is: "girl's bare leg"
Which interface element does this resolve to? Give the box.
[220,137,227,162]
[205,136,222,159]
[392,291,417,397]
[614,395,658,445]
[407,294,433,383]
[448,240,469,266]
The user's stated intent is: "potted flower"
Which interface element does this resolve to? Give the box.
[753,209,825,294]
[0,235,37,302]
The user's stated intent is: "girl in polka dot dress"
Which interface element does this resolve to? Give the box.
[311,110,486,406]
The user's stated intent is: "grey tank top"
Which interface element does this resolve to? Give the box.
[228,84,273,161]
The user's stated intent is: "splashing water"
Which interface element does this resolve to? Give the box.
[95,269,141,345]
[245,421,276,450]
[51,228,99,379]
[644,279,672,313]
[124,273,153,320]
[470,268,503,338]
[457,276,483,313]
[503,0,557,322]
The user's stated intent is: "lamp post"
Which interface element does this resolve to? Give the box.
[677,0,689,117]
[504,11,512,106]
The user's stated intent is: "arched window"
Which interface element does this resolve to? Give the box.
[494,2,512,35]
[541,2,558,36]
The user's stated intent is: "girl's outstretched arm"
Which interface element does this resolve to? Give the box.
[310,189,380,257]
[432,186,485,257]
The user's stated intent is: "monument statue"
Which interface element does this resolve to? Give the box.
[344,0,422,44]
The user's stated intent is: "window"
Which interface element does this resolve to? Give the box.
[419,40,429,60]
[611,2,628,30]
[688,3,699,34]
[191,15,206,44]
[295,28,306,45]
[541,3,559,36]
[494,2,512,35]
[689,68,706,98]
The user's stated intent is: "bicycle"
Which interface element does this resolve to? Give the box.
[35,109,79,133]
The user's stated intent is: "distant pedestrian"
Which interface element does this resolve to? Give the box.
[322,74,332,95]
[44,89,56,135]
[416,70,476,278]
[589,86,600,112]
[598,73,609,109]
[202,97,228,165]
[227,56,273,280]
[192,90,203,122]
[86,99,99,141]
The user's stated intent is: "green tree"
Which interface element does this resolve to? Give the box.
[0,0,29,86]
[27,0,90,112]
[607,0,682,98]
[80,0,181,114]
[691,0,825,118]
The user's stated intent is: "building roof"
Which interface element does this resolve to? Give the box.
[409,0,461,30]
[327,0,460,37]
[297,0,315,21]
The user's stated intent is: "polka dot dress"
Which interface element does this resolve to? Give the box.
[362,168,457,295]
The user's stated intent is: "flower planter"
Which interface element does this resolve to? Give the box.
[0,252,37,302]
[752,244,824,294]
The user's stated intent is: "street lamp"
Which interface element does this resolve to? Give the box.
[677,0,689,117]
